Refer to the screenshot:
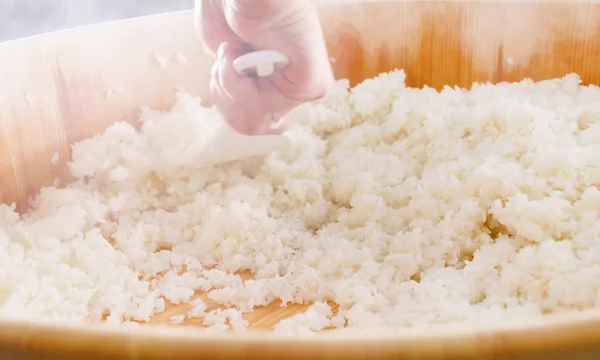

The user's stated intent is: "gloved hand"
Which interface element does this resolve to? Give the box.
[195,0,334,135]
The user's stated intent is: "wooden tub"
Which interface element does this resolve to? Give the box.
[0,1,599,359]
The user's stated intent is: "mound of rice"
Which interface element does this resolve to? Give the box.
[1,70,600,333]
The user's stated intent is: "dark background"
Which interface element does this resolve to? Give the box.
[0,0,194,43]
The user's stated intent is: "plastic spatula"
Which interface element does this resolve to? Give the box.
[192,50,294,168]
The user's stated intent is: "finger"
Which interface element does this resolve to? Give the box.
[212,75,255,135]
[217,42,275,135]
[216,41,255,104]
[232,1,334,104]
[213,42,300,135]
[195,0,240,55]
[210,42,257,135]
[274,112,294,132]
[220,45,299,119]
[219,44,298,135]
[252,113,294,136]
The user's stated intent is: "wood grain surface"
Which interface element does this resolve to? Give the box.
[1,1,600,359]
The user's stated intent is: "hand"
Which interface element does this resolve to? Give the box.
[195,0,334,135]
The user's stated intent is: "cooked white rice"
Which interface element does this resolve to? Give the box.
[1,70,600,333]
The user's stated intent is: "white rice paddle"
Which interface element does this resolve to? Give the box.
[193,50,293,168]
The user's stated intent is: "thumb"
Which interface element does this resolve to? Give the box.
[210,41,258,135]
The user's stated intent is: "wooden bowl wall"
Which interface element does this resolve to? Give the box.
[0,1,600,359]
